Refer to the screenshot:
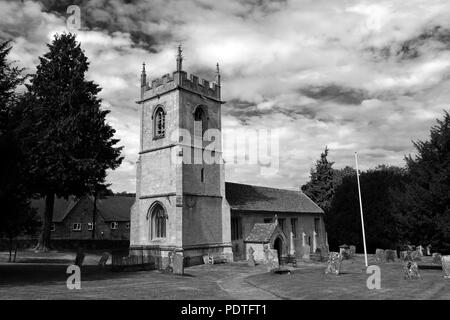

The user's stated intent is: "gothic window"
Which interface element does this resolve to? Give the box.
[154,106,166,138]
[150,202,167,239]
[193,106,207,138]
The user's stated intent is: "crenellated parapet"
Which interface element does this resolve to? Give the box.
[140,46,222,102]
[141,70,221,102]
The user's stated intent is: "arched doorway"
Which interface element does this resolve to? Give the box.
[274,237,283,264]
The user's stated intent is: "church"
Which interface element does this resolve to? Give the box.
[129,47,328,268]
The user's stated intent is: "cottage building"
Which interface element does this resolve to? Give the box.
[32,196,133,241]
[129,47,328,268]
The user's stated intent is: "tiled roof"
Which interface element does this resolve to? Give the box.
[31,196,78,222]
[245,223,277,243]
[225,182,324,213]
[96,196,134,222]
[31,196,134,222]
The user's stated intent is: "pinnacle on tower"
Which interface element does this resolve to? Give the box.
[140,62,147,88]
[176,44,183,71]
[215,62,221,86]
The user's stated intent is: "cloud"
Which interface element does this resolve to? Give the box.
[2,0,450,191]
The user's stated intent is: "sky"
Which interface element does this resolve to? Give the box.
[1,0,450,193]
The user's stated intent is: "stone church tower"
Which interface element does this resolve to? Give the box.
[130,46,233,267]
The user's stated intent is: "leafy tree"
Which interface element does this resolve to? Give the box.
[394,111,450,253]
[0,40,40,260]
[326,165,407,252]
[301,147,335,212]
[23,33,123,251]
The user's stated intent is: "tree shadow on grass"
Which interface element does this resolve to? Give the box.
[0,264,156,286]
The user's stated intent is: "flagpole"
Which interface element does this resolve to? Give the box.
[355,152,368,267]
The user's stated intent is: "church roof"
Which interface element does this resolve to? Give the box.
[225,182,324,214]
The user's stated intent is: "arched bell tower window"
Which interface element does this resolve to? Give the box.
[193,106,207,138]
[153,106,166,139]
[149,202,167,239]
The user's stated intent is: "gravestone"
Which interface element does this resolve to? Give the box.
[349,245,356,257]
[325,252,342,275]
[432,253,442,265]
[442,256,450,279]
[98,252,109,267]
[403,260,421,280]
[385,250,396,263]
[247,247,256,267]
[411,250,422,262]
[375,249,385,262]
[339,244,350,259]
[417,245,424,256]
[400,250,411,261]
[294,238,303,260]
[203,254,214,265]
[264,247,279,271]
[74,252,85,267]
[302,244,310,261]
[173,254,184,275]
[426,245,431,256]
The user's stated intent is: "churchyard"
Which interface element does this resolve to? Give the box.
[0,250,448,300]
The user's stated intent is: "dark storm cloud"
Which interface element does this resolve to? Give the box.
[301,85,369,106]
[366,25,450,62]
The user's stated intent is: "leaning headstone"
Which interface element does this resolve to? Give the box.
[265,248,279,271]
[375,249,385,262]
[442,256,450,279]
[173,254,184,275]
[247,247,256,267]
[75,251,85,267]
[98,252,109,267]
[385,250,396,263]
[302,244,310,261]
[411,250,422,262]
[325,252,343,275]
[403,260,421,280]
[432,253,442,265]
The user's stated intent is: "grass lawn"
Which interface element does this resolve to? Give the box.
[0,251,448,299]
[246,255,450,300]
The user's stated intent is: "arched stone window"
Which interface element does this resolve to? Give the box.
[149,202,167,239]
[153,106,166,138]
[193,106,207,138]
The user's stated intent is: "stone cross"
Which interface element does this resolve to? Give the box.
[312,231,318,253]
